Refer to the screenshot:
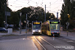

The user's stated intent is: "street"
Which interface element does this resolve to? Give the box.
[0,0,75,50]
[0,29,75,50]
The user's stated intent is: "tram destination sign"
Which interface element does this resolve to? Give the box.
[33,22,41,24]
[50,22,59,24]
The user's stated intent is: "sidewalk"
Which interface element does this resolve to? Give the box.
[60,31,75,40]
[0,29,27,36]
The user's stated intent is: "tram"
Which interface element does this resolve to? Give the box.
[32,21,42,34]
[42,20,60,36]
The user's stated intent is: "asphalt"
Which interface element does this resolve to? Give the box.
[0,38,38,50]
[0,30,75,50]
[0,30,38,50]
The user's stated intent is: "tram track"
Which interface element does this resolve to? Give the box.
[33,36,47,50]
[33,36,60,50]
[40,36,75,50]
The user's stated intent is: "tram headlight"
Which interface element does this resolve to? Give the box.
[33,30,35,32]
[39,30,41,32]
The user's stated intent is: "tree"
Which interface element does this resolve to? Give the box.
[61,0,75,29]
[46,12,55,20]
[0,0,12,27]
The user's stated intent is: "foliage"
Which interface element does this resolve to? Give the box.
[61,0,75,29]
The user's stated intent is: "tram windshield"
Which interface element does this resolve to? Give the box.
[50,24,60,30]
[33,24,41,29]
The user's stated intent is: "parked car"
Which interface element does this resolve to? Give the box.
[0,27,8,32]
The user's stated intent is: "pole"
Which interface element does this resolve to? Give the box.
[20,13,22,34]
[67,26,68,36]
[66,22,69,36]
[67,30,68,36]
[45,5,46,22]
[57,12,58,19]
[5,0,7,29]
[26,14,27,38]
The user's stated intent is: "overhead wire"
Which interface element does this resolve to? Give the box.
[8,0,62,7]
[8,0,63,13]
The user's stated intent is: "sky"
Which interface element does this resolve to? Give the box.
[8,0,64,18]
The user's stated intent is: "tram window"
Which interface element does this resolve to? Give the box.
[50,24,59,30]
[33,24,41,29]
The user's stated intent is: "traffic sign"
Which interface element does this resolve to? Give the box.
[5,11,10,16]
[68,15,70,18]
[67,14,70,18]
